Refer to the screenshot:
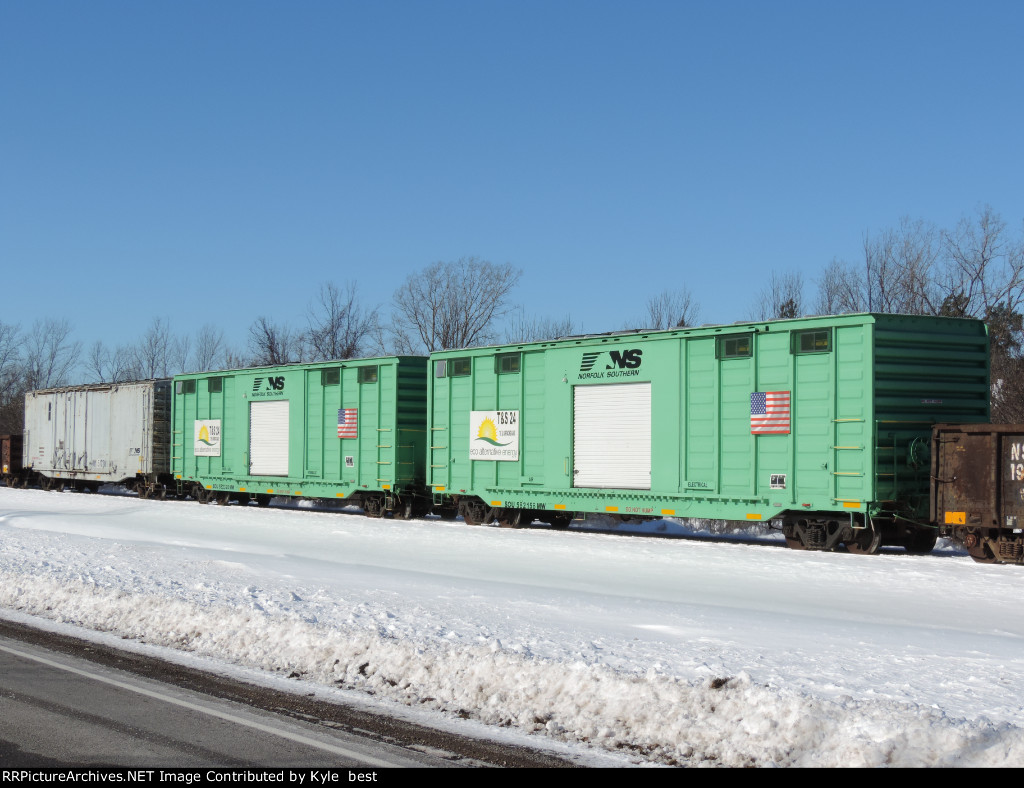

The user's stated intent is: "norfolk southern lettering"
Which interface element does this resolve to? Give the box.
[251,376,287,398]
[577,349,643,379]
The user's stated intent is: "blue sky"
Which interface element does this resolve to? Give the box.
[3,0,1024,356]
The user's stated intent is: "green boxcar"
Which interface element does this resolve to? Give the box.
[172,357,429,517]
[428,314,989,552]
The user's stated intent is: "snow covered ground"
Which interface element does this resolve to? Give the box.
[1,486,1023,767]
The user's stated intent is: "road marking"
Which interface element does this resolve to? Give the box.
[0,642,398,767]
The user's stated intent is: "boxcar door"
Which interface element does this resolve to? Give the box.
[792,343,834,503]
[249,400,289,476]
[572,382,652,490]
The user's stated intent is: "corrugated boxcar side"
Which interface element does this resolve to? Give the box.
[429,314,989,522]
[173,357,427,500]
[22,381,170,484]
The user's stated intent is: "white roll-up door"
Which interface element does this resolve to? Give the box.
[573,382,651,489]
[250,400,289,476]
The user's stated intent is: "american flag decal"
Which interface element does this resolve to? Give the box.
[338,408,358,439]
[750,391,791,435]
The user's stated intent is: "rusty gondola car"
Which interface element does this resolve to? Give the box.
[1,433,26,487]
[933,424,1024,564]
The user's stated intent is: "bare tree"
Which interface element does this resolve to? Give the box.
[221,346,250,371]
[938,206,1024,319]
[503,309,578,343]
[813,259,866,315]
[861,218,940,314]
[171,333,192,376]
[23,319,80,390]
[108,345,137,383]
[306,281,378,360]
[0,321,23,433]
[815,217,960,318]
[193,324,227,372]
[0,321,21,395]
[814,209,1024,422]
[391,257,522,352]
[129,317,176,379]
[85,340,111,383]
[642,288,702,329]
[932,207,1024,423]
[749,271,804,320]
[248,316,304,366]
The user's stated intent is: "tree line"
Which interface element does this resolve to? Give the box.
[748,206,1024,422]
[2,207,1022,432]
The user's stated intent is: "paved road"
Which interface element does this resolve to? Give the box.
[0,621,576,768]
[0,637,451,767]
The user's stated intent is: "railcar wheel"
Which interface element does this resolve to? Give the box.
[781,522,808,550]
[193,486,212,504]
[845,524,881,555]
[363,495,384,518]
[459,499,493,526]
[966,544,999,564]
[216,491,231,506]
[495,508,523,528]
[546,512,573,529]
[963,532,999,564]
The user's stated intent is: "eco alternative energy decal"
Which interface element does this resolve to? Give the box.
[469,411,519,461]
[194,420,221,456]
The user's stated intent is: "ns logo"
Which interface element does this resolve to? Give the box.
[579,349,643,372]
[252,376,286,393]
[607,349,642,369]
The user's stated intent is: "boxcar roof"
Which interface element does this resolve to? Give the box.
[430,312,987,356]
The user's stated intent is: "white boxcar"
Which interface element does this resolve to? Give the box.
[23,380,172,493]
